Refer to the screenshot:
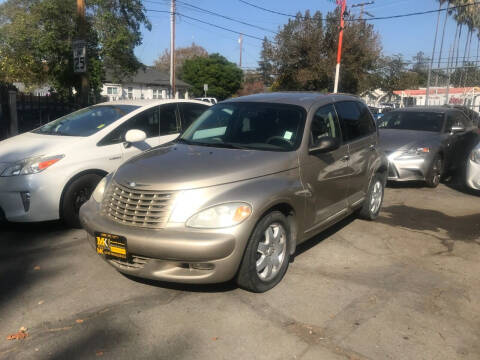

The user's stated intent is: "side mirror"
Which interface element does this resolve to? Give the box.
[309,136,340,154]
[450,125,465,134]
[125,129,147,144]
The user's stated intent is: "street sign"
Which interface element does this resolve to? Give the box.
[73,40,87,73]
[203,84,208,91]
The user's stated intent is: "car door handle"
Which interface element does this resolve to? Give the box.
[109,156,121,161]
[341,155,350,162]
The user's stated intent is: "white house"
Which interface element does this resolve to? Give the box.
[101,67,191,102]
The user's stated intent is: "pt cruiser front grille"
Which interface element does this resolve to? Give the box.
[102,182,176,229]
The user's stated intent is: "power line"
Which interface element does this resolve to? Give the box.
[145,0,277,34]
[238,0,480,22]
[146,9,265,40]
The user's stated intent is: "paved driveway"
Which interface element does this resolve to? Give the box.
[1,184,479,359]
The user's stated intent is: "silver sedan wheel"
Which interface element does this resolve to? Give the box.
[370,180,383,214]
[256,223,287,282]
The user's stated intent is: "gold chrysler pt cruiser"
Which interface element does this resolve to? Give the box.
[80,92,388,292]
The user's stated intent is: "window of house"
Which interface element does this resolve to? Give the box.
[153,89,158,99]
[128,87,133,100]
[107,87,118,95]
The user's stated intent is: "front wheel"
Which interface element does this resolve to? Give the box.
[236,211,291,293]
[358,173,385,221]
[61,174,103,228]
[425,154,443,188]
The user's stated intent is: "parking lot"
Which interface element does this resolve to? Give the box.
[0,182,479,360]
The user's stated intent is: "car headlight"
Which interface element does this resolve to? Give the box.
[92,176,108,203]
[471,149,480,164]
[0,155,64,177]
[186,202,252,229]
[397,147,430,159]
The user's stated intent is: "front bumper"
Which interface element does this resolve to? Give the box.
[387,156,430,182]
[466,158,480,190]
[0,172,64,222]
[79,199,252,284]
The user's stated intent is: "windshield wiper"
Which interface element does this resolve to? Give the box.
[176,138,249,150]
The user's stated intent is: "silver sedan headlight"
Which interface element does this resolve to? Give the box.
[186,202,252,229]
[0,155,64,177]
[471,148,480,164]
[396,147,430,160]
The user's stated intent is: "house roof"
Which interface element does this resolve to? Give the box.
[105,67,191,88]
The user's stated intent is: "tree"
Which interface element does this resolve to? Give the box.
[0,0,150,99]
[377,55,421,98]
[154,43,208,78]
[237,70,265,96]
[258,37,275,87]
[411,51,430,86]
[182,54,243,100]
[260,9,381,94]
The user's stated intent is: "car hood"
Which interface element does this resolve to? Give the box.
[378,129,441,153]
[0,132,79,165]
[113,143,299,191]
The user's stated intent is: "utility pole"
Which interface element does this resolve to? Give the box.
[76,0,88,106]
[239,34,243,68]
[333,0,346,93]
[170,0,176,98]
[351,1,374,20]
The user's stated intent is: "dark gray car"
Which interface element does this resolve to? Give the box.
[378,107,479,187]
[80,93,388,292]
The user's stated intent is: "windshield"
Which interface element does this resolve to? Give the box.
[378,111,444,132]
[32,105,139,137]
[180,102,306,152]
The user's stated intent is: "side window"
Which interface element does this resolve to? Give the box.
[178,103,209,131]
[356,101,376,133]
[160,104,180,135]
[335,101,373,142]
[310,104,341,148]
[98,108,159,145]
[458,112,472,128]
[445,112,455,132]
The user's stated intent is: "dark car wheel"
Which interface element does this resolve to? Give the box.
[425,154,443,188]
[358,173,385,221]
[61,174,103,228]
[236,211,291,293]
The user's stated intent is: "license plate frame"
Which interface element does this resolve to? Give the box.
[95,232,128,261]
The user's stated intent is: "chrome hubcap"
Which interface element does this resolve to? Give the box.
[256,223,287,282]
[370,180,383,214]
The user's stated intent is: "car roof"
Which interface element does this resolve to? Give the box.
[223,92,360,110]
[93,99,209,107]
[391,106,454,113]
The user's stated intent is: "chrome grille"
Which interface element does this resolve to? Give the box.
[110,255,150,270]
[103,182,175,228]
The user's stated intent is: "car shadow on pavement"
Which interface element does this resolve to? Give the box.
[0,221,69,309]
[294,214,356,258]
[377,205,480,253]
[121,273,238,293]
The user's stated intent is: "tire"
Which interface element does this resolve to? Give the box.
[236,211,291,293]
[425,154,443,188]
[61,173,103,228]
[358,173,385,221]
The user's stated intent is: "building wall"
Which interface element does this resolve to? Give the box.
[101,83,189,101]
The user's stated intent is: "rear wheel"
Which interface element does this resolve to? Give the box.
[61,174,103,228]
[425,155,443,188]
[236,211,291,293]
[358,173,385,221]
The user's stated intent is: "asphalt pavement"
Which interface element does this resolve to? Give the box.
[0,183,479,360]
